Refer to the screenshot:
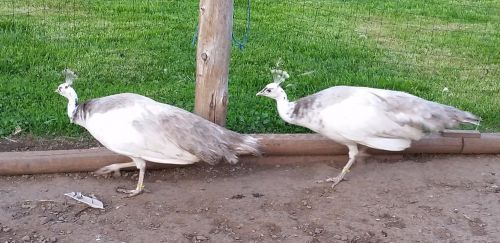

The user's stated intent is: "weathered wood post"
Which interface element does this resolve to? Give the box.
[194,0,234,126]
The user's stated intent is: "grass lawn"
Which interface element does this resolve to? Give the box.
[0,0,499,138]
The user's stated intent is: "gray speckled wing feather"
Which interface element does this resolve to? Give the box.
[135,104,259,165]
[368,90,480,131]
[73,93,148,124]
[290,86,356,121]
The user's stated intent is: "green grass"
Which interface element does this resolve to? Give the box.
[0,0,499,138]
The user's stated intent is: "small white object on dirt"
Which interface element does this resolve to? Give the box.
[64,192,104,209]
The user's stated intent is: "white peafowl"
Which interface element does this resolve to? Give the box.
[56,69,261,197]
[257,69,480,188]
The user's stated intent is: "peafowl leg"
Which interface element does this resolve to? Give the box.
[116,158,146,197]
[326,144,359,188]
[95,162,136,177]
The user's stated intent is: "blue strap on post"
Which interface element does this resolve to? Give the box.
[192,0,251,50]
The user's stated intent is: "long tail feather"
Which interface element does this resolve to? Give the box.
[236,135,262,156]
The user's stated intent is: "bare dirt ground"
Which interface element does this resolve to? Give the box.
[1,137,499,243]
[0,135,99,152]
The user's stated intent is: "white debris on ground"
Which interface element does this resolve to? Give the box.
[64,192,104,209]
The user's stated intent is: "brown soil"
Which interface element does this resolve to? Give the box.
[0,135,100,152]
[1,138,499,242]
[1,156,499,242]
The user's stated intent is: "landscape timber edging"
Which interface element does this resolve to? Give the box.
[0,131,498,176]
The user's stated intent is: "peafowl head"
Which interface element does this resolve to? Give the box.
[256,69,289,100]
[55,68,78,101]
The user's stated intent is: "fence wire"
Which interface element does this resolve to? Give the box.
[1,0,499,135]
[1,0,499,85]
[0,0,500,70]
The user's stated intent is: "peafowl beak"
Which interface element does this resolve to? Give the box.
[256,88,266,96]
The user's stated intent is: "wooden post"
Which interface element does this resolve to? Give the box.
[194,0,233,126]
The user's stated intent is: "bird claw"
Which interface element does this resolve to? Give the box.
[326,177,345,188]
[94,165,121,177]
[116,187,143,198]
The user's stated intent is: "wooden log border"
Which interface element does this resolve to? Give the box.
[0,130,498,175]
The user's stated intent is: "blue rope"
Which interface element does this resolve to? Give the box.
[192,0,251,50]
[191,24,199,47]
[232,0,251,50]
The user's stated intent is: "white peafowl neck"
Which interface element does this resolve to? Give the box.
[64,87,79,123]
[274,88,295,124]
